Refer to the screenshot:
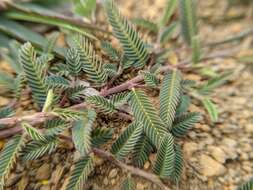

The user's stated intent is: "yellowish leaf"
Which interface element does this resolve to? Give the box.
[0,139,5,150]
[168,52,178,65]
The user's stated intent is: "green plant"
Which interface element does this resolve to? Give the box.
[0,0,232,189]
[238,178,253,190]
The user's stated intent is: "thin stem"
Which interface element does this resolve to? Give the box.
[0,47,239,138]
[0,126,23,139]
[100,47,238,97]
[93,148,170,190]
[57,135,171,190]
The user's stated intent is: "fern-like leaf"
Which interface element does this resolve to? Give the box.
[170,145,184,183]
[67,85,87,102]
[181,79,196,90]
[111,121,142,159]
[132,18,158,33]
[43,32,59,54]
[132,135,153,167]
[237,178,253,190]
[65,156,94,190]
[21,137,57,160]
[0,135,25,189]
[91,128,113,147]
[179,0,198,45]
[129,88,167,147]
[46,75,70,90]
[159,70,182,129]
[103,63,118,77]
[101,41,120,61]
[0,107,14,129]
[52,108,85,121]
[50,63,70,77]
[104,0,149,68]
[198,72,231,95]
[171,112,201,138]
[44,118,70,137]
[0,106,14,119]
[86,95,116,114]
[121,177,135,190]
[142,71,159,88]
[160,22,178,44]
[72,110,96,156]
[202,98,218,122]
[191,35,201,64]
[176,95,191,116]
[121,55,135,69]
[22,123,46,142]
[153,134,175,178]
[72,35,107,84]
[14,73,26,99]
[159,0,177,28]
[110,91,131,108]
[36,54,53,70]
[66,47,82,76]
[19,42,48,106]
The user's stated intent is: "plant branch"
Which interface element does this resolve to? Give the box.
[44,135,171,190]
[92,148,170,190]
[0,126,23,139]
[0,101,132,139]
[100,47,239,97]
[0,112,51,127]
[0,47,239,138]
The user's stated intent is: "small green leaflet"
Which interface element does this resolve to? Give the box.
[22,123,46,142]
[159,22,178,44]
[159,70,182,129]
[198,72,231,95]
[86,95,116,114]
[72,110,96,155]
[191,35,201,64]
[0,135,25,189]
[159,0,177,28]
[65,156,94,190]
[171,112,201,138]
[111,121,143,159]
[73,0,96,18]
[104,0,149,68]
[129,88,167,147]
[51,108,85,121]
[42,89,55,112]
[132,18,158,33]
[170,145,184,183]
[179,0,198,45]
[121,177,136,190]
[153,133,175,178]
[91,128,113,147]
[202,98,218,122]
[237,178,253,190]
[21,137,57,160]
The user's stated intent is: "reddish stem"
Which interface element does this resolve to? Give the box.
[92,148,170,190]
[0,47,239,138]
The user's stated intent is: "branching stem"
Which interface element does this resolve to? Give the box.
[92,148,171,190]
[0,47,239,139]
